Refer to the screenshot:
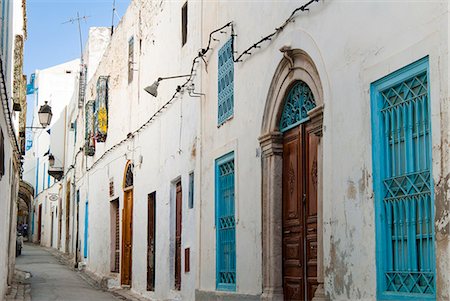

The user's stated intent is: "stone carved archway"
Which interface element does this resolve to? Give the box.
[259,49,326,301]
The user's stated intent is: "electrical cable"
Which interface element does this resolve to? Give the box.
[82,0,320,173]
[233,0,319,62]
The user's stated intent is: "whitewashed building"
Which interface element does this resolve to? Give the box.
[23,59,80,248]
[0,0,28,298]
[25,1,450,301]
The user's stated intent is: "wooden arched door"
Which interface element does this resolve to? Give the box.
[121,161,134,286]
[280,81,318,300]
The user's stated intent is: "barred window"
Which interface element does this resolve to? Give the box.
[371,57,435,299]
[218,39,234,125]
[215,152,236,291]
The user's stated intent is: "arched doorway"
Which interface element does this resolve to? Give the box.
[259,49,325,301]
[121,161,134,286]
[280,81,318,300]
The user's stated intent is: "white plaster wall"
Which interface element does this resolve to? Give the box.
[196,1,449,299]
[83,27,112,83]
[20,1,450,300]
[0,0,24,296]
[0,108,14,299]
[73,1,202,300]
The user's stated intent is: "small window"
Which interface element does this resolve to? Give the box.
[184,248,190,273]
[188,172,194,209]
[128,37,134,83]
[181,2,188,46]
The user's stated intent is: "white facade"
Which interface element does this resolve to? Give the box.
[22,59,79,247]
[24,1,450,301]
[0,0,27,298]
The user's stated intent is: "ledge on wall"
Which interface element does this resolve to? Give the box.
[195,290,260,301]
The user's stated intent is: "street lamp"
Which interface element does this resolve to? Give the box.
[38,101,53,128]
[144,74,191,97]
[26,101,53,129]
[48,154,55,167]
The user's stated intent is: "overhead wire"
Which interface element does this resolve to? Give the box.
[82,0,319,173]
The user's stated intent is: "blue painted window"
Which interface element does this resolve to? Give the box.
[218,39,234,125]
[371,57,435,300]
[188,172,194,209]
[84,198,89,258]
[215,152,236,291]
[279,81,316,132]
[35,158,39,196]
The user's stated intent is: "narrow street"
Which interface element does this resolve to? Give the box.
[15,244,120,301]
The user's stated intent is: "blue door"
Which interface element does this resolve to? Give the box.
[84,200,89,258]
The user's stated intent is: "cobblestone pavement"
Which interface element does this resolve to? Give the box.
[13,243,124,301]
[4,270,31,301]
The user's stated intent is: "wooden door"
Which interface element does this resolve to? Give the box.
[304,128,319,299]
[147,193,156,291]
[121,189,133,285]
[38,204,42,242]
[174,182,182,290]
[282,125,318,300]
[58,196,62,249]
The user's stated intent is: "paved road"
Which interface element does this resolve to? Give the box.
[16,244,120,301]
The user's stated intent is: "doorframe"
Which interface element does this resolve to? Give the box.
[121,160,134,286]
[259,49,325,301]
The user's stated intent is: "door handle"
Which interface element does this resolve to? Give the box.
[284,230,291,234]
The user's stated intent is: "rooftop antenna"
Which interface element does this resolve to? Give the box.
[111,0,121,36]
[62,13,89,108]
[111,0,116,36]
[62,12,90,59]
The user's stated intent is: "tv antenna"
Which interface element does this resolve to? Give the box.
[62,12,90,59]
[111,0,121,36]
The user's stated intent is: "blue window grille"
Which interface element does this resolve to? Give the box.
[218,38,234,125]
[188,172,194,209]
[371,57,435,300]
[215,152,236,291]
[84,199,89,258]
[279,81,316,132]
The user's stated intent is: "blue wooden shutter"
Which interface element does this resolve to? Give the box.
[371,57,435,299]
[215,152,236,291]
[84,200,89,258]
[218,39,234,125]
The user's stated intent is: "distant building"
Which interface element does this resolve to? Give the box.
[22,59,80,247]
